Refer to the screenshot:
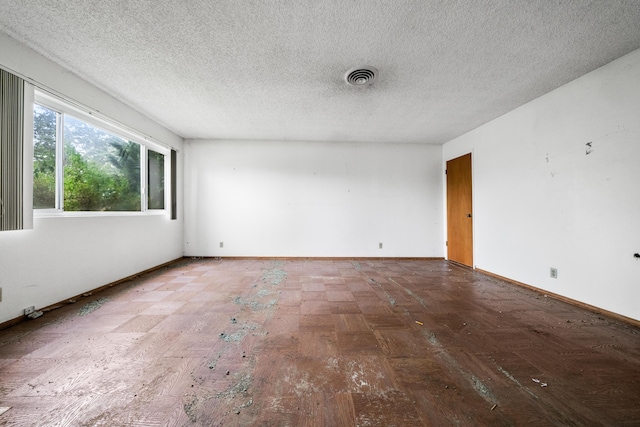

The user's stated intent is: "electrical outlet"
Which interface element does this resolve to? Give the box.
[550,268,558,279]
[24,306,35,315]
[220,242,224,248]
[379,243,383,249]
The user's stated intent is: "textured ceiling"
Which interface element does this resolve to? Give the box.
[1,1,640,144]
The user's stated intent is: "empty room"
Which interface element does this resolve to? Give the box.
[1,1,640,426]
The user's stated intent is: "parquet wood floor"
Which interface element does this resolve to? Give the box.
[1,259,639,426]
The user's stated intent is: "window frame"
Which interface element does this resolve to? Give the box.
[33,89,170,216]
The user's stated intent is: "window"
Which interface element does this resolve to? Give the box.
[32,104,56,209]
[147,149,165,210]
[33,90,169,213]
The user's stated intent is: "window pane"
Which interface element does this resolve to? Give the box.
[33,104,57,209]
[148,149,165,209]
[63,116,141,211]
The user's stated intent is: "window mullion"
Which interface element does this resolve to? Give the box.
[140,145,147,212]
[56,112,64,210]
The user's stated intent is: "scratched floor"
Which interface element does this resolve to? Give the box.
[1,259,639,426]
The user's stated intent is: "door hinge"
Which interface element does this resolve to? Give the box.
[446,241,448,246]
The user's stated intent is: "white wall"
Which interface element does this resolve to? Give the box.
[184,140,443,257]
[0,32,184,324]
[443,48,640,321]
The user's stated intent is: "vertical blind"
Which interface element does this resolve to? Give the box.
[0,68,25,231]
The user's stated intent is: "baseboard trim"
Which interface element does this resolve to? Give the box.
[0,256,443,330]
[188,256,446,261]
[476,268,640,329]
[15,258,628,332]
[0,257,184,331]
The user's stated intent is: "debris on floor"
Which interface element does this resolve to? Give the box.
[78,297,109,316]
[27,310,44,320]
[0,407,11,417]
[2,258,638,425]
[532,378,548,387]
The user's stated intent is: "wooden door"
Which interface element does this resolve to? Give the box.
[447,153,473,267]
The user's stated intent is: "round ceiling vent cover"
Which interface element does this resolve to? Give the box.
[345,66,378,86]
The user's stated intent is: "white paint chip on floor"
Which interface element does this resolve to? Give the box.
[0,407,11,416]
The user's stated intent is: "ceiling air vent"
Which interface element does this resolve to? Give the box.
[345,66,378,86]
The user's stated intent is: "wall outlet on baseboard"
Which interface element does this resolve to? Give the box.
[550,268,558,279]
[24,306,35,315]
[379,242,383,249]
[220,242,224,248]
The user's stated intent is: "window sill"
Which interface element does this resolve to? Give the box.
[33,210,168,219]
